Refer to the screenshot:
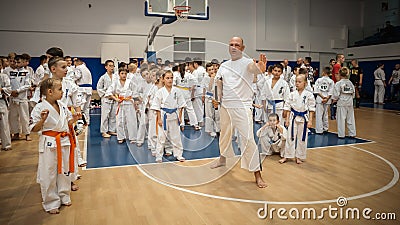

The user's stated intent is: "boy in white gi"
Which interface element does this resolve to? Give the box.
[0,72,12,150]
[202,63,220,137]
[332,67,356,138]
[96,60,117,138]
[106,68,139,144]
[257,113,287,158]
[191,58,206,126]
[73,58,92,125]
[314,67,334,134]
[151,71,186,162]
[145,71,160,154]
[261,64,290,126]
[30,78,81,214]
[4,55,32,141]
[279,73,315,164]
[373,63,386,105]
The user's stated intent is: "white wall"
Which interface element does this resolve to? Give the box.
[0,0,373,64]
[345,42,400,61]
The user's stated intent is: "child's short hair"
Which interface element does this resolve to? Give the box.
[14,55,23,62]
[118,67,127,74]
[298,68,308,75]
[39,55,47,64]
[268,113,280,121]
[8,52,17,59]
[297,74,307,83]
[46,47,63,58]
[339,67,349,78]
[21,53,31,61]
[205,62,213,70]
[48,56,64,69]
[40,78,60,97]
[156,70,165,79]
[272,63,284,71]
[105,59,114,66]
[140,68,148,75]
[267,65,273,73]
[322,66,331,75]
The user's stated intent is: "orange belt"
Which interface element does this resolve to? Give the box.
[42,125,76,174]
[116,96,133,115]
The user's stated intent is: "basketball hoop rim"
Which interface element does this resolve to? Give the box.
[173,5,191,14]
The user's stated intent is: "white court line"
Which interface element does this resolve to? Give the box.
[136,145,399,205]
[81,126,89,170]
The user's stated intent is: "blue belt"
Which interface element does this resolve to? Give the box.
[267,100,283,114]
[205,92,213,97]
[161,107,179,131]
[290,109,308,142]
[79,84,92,87]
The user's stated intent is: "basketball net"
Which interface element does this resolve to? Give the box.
[174,6,191,22]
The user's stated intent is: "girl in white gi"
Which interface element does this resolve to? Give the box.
[314,67,334,134]
[30,78,80,214]
[175,63,200,130]
[261,64,290,126]
[137,68,155,147]
[151,71,186,162]
[332,67,356,138]
[257,113,287,157]
[0,72,12,151]
[279,74,315,164]
[106,68,139,144]
[373,63,386,104]
[145,72,160,154]
[96,60,117,138]
[202,63,220,137]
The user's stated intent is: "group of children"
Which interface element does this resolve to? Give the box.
[0,49,92,214]
[254,59,357,164]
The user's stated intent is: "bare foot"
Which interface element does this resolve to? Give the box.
[254,171,267,188]
[210,157,226,169]
[48,208,60,214]
[296,158,303,164]
[156,159,162,163]
[165,152,172,157]
[177,156,185,162]
[63,202,72,206]
[71,182,79,191]
[26,135,32,141]
[78,163,87,167]
[278,158,287,164]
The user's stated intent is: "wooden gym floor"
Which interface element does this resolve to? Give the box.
[1,107,399,225]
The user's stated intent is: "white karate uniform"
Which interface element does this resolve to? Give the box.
[176,71,198,126]
[146,85,159,153]
[283,89,316,160]
[374,67,386,103]
[202,74,220,134]
[257,125,287,157]
[30,100,73,212]
[137,81,155,144]
[192,66,206,124]
[254,74,265,123]
[105,78,139,142]
[4,67,31,135]
[289,73,296,92]
[74,64,92,124]
[216,57,261,172]
[96,73,118,134]
[283,65,292,83]
[0,73,11,149]
[314,76,334,134]
[151,86,186,161]
[262,78,290,126]
[30,64,46,104]
[332,79,356,138]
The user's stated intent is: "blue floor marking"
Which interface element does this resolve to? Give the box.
[87,110,370,168]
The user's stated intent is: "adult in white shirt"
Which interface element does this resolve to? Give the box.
[211,37,267,188]
[373,63,386,104]
[282,59,292,83]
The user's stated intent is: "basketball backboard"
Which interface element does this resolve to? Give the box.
[144,0,209,23]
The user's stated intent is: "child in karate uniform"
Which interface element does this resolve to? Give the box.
[202,63,220,137]
[106,68,139,144]
[257,113,287,158]
[0,72,12,150]
[314,67,334,134]
[332,67,356,138]
[279,73,315,164]
[151,71,186,162]
[30,78,80,214]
